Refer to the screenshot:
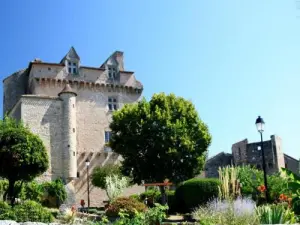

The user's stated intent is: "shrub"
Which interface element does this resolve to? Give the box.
[105,196,146,217]
[0,201,16,220]
[0,179,8,198]
[256,204,297,224]
[21,181,44,202]
[140,189,161,205]
[13,200,54,222]
[92,164,121,189]
[175,178,220,213]
[129,194,141,201]
[193,197,258,225]
[43,178,67,207]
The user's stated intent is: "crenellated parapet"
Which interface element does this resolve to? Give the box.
[33,77,143,94]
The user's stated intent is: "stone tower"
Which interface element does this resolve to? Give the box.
[58,84,77,180]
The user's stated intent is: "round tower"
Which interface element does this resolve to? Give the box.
[58,84,77,180]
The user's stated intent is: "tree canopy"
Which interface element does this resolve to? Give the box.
[0,116,49,205]
[109,93,212,184]
[92,164,121,189]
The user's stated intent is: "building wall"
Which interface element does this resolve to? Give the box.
[232,139,248,165]
[19,95,63,181]
[271,135,285,171]
[3,69,28,114]
[285,154,299,175]
[204,153,233,178]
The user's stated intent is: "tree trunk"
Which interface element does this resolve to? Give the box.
[8,179,16,206]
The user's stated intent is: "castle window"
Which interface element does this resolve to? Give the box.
[105,131,111,143]
[68,61,78,74]
[108,66,117,79]
[108,97,118,111]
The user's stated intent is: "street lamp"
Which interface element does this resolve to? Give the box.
[85,158,90,212]
[255,116,269,202]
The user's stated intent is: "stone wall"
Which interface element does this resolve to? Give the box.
[204,152,233,178]
[285,154,300,175]
[20,95,63,181]
[3,69,28,114]
[231,139,248,165]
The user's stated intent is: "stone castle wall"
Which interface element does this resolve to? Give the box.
[20,95,64,181]
[3,69,28,114]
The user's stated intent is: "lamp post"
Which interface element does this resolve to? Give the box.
[85,158,90,212]
[255,116,269,202]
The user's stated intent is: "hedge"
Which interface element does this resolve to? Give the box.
[175,178,220,213]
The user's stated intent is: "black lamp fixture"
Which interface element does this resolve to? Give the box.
[255,116,269,202]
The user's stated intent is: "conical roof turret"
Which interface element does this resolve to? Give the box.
[58,83,77,96]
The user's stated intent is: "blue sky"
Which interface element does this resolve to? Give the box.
[1,0,300,159]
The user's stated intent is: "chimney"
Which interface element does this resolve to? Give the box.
[114,51,124,71]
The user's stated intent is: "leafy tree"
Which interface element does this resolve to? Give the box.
[109,93,211,185]
[92,164,121,189]
[0,116,49,205]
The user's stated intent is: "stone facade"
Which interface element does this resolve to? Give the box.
[204,152,233,178]
[2,47,145,206]
[205,135,299,178]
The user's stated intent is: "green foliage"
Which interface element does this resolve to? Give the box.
[144,203,168,224]
[93,204,168,225]
[0,201,16,220]
[268,173,289,201]
[139,189,177,212]
[105,196,146,217]
[21,181,44,202]
[129,194,140,201]
[13,200,54,222]
[175,178,220,213]
[282,168,300,215]
[140,189,161,203]
[0,200,53,222]
[109,93,212,184]
[256,204,297,224]
[236,165,263,197]
[92,164,121,189]
[0,116,49,205]
[43,178,67,203]
[0,179,8,198]
[235,166,289,203]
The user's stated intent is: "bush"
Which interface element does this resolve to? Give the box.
[0,179,8,197]
[13,200,54,222]
[43,179,67,207]
[105,196,146,217]
[175,178,220,213]
[192,197,258,225]
[0,201,16,220]
[21,181,44,202]
[140,189,161,205]
[129,194,141,201]
[256,203,297,224]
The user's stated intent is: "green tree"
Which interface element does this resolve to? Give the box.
[109,93,211,185]
[92,164,121,189]
[0,116,49,205]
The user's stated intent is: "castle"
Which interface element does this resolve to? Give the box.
[3,47,144,205]
[205,135,300,178]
